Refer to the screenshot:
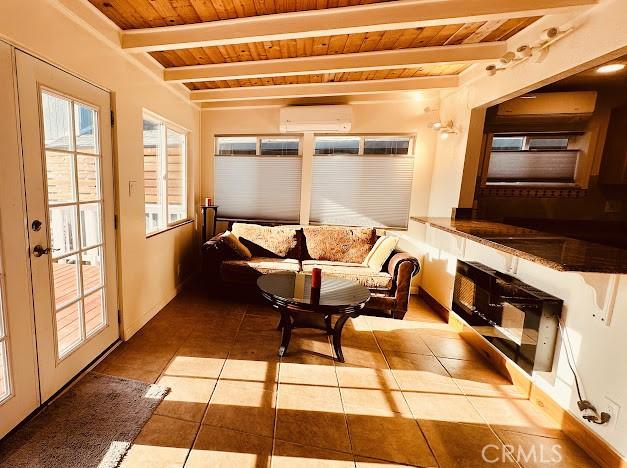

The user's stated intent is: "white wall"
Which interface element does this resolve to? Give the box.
[201,100,439,224]
[0,0,202,339]
[414,0,627,455]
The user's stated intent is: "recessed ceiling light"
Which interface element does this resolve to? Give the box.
[596,63,625,74]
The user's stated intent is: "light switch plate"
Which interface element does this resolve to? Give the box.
[128,180,137,197]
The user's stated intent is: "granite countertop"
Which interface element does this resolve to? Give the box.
[410,217,627,274]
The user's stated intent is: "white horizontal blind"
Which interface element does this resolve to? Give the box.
[310,155,414,228]
[488,151,579,182]
[214,156,302,221]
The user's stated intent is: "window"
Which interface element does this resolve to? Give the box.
[217,136,256,155]
[143,113,188,235]
[216,136,301,156]
[310,134,415,228]
[314,136,360,155]
[214,135,302,222]
[487,133,579,184]
[364,137,412,155]
[492,136,524,151]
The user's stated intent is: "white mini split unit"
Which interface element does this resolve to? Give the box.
[279,105,353,133]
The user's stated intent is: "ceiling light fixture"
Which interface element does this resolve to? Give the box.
[596,63,625,74]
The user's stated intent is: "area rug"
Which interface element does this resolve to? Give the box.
[0,372,168,468]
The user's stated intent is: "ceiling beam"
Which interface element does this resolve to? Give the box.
[121,0,596,52]
[165,42,506,83]
[189,75,459,102]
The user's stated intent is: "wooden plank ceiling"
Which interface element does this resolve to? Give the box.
[89,0,543,94]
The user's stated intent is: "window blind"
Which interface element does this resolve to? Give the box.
[310,155,414,228]
[214,156,302,221]
[487,151,579,182]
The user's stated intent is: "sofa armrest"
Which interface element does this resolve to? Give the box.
[387,252,420,278]
[383,252,420,319]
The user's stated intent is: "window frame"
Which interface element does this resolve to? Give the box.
[215,135,302,156]
[483,132,582,187]
[143,110,191,237]
[313,134,415,156]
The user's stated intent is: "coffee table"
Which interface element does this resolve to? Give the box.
[257,272,371,362]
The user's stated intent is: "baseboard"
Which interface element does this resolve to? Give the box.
[418,287,626,468]
[121,274,193,340]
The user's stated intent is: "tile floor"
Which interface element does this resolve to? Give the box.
[95,284,597,467]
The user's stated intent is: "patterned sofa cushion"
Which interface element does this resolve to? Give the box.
[221,257,300,284]
[302,226,376,263]
[232,223,301,258]
[301,262,393,291]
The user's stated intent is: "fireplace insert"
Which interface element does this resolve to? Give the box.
[452,260,562,374]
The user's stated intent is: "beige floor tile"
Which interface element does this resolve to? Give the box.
[272,440,354,467]
[163,354,225,379]
[280,360,338,387]
[421,335,484,361]
[275,408,352,454]
[495,429,598,467]
[373,329,432,355]
[439,358,525,398]
[384,351,461,395]
[175,335,234,358]
[120,415,198,467]
[276,383,350,453]
[420,420,517,467]
[346,410,437,467]
[341,387,411,417]
[469,396,563,438]
[239,313,281,333]
[354,457,415,467]
[336,365,398,391]
[94,361,161,383]
[340,321,380,350]
[203,380,276,437]
[403,392,485,426]
[336,346,389,369]
[278,383,344,412]
[219,358,279,386]
[155,375,217,422]
[185,425,273,468]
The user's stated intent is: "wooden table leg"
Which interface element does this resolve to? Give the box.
[278,308,293,357]
[332,314,352,363]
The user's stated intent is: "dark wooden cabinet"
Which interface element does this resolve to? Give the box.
[600,105,627,185]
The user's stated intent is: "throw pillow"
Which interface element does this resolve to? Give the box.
[220,231,252,260]
[363,235,398,271]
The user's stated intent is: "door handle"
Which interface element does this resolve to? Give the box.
[32,245,52,257]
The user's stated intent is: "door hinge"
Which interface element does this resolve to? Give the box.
[110,110,115,126]
[114,214,118,230]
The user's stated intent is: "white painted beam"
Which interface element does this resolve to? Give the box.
[164,42,506,83]
[189,75,459,102]
[121,0,596,52]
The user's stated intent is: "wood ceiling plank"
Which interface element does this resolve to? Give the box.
[119,0,595,50]
[190,74,459,101]
[312,36,331,55]
[189,0,221,21]
[427,23,465,46]
[327,34,349,55]
[164,42,505,82]
[463,20,507,44]
[499,16,541,40]
[443,21,485,45]
[411,25,445,48]
[392,28,422,49]
[359,31,385,52]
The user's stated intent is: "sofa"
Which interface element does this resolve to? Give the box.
[203,223,420,320]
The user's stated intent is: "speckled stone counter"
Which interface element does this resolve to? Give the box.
[410,217,627,274]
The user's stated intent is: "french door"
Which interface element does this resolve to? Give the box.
[16,50,119,401]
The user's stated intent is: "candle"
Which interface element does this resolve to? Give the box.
[311,267,321,289]
[204,197,212,206]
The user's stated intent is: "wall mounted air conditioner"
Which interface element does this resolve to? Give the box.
[497,91,597,116]
[279,105,352,133]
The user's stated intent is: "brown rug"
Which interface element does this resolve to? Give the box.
[0,372,168,468]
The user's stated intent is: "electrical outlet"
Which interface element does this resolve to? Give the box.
[603,397,620,430]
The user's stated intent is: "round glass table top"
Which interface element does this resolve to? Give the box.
[257,272,370,308]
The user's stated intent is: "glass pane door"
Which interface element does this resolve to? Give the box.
[42,90,107,359]
[0,293,10,402]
